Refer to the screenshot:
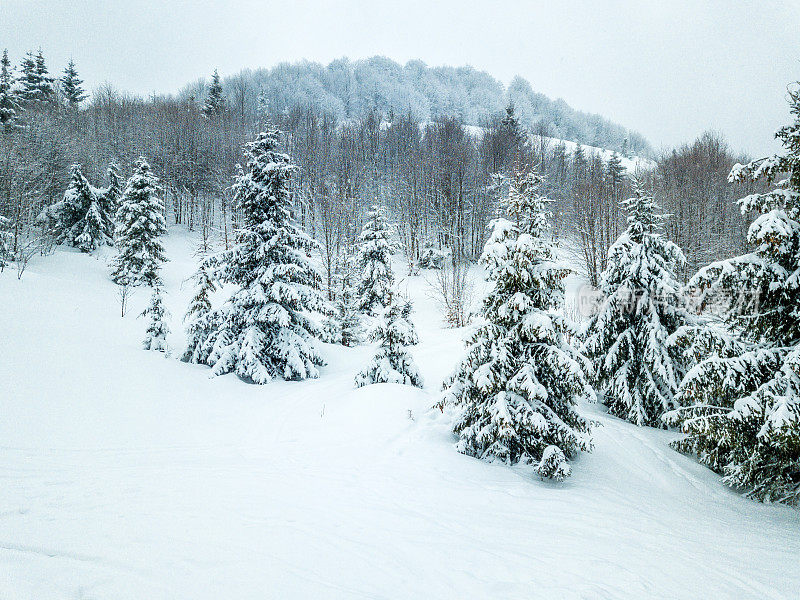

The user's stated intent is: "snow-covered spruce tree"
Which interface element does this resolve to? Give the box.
[355,204,394,315]
[110,157,167,287]
[355,292,422,388]
[38,164,114,252]
[17,50,54,105]
[338,282,362,347]
[33,51,55,103]
[664,87,800,505]
[440,170,594,480]
[0,49,19,127]
[181,262,217,362]
[203,69,225,118]
[141,287,170,353]
[61,59,87,107]
[101,163,123,215]
[184,130,326,383]
[331,252,361,347]
[582,184,691,427]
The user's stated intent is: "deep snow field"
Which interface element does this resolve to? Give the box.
[1,228,798,600]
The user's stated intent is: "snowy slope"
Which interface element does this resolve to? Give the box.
[1,229,798,600]
[537,135,655,173]
[459,123,654,173]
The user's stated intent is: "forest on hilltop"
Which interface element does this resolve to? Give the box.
[180,56,653,156]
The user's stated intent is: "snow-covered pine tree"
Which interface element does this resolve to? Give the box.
[183,130,327,383]
[582,183,691,427]
[606,152,626,192]
[203,69,225,118]
[440,170,594,480]
[110,157,167,287]
[500,100,526,150]
[355,292,422,388]
[101,163,123,215]
[0,49,19,127]
[355,204,394,315]
[16,52,39,105]
[664,86,800,505]
[17,50,54,105]
[330,251,361,346]
[61,59,87,107]
[38,164,114,252]
[181,262,217,362]
[141,287,170,352]
[33,51,54,102]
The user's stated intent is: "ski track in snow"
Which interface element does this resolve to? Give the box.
[0,228,798,600]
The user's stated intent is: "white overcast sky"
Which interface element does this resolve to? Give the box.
[2,0,798,155]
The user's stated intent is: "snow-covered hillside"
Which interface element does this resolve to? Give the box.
[461,123,654,172]
[1,229,798,600]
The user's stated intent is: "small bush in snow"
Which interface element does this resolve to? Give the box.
[418,243,451,270]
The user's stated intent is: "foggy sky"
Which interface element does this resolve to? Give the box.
[2,0,798,156]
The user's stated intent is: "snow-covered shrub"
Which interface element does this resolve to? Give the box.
[582,184,692,427]
[38,164,114,253]
[439,170,594,479]
[183,130,327,383]
[664,87,800,505]
[110,158,167,288]
[418,242,451,270]
[355,293,422,388]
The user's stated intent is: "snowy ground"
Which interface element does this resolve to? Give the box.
[1,228,798,600]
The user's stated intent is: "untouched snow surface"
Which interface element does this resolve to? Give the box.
[1,228,798,599]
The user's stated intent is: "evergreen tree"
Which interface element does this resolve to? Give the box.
[664,86,800,505]
[141,287,170,352]
[60,59,87,107]
[332,252,361,346]
[500,100,526,150]
[355,204,394,315]
[181,258,217,361]
[18,50,54,105]
[440,170,594,480]
[582,184,691,427]
[338,279,362,347]
[606,152,626,191]
[0,49,19,127]
[34,50,55,102]
[203,69,225,118]
[38,164,114,252]
[183,130,327,383]
[16,52,38,105]
[100,163,123,215]
[355,292,422,388]
[111,157,167,287]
